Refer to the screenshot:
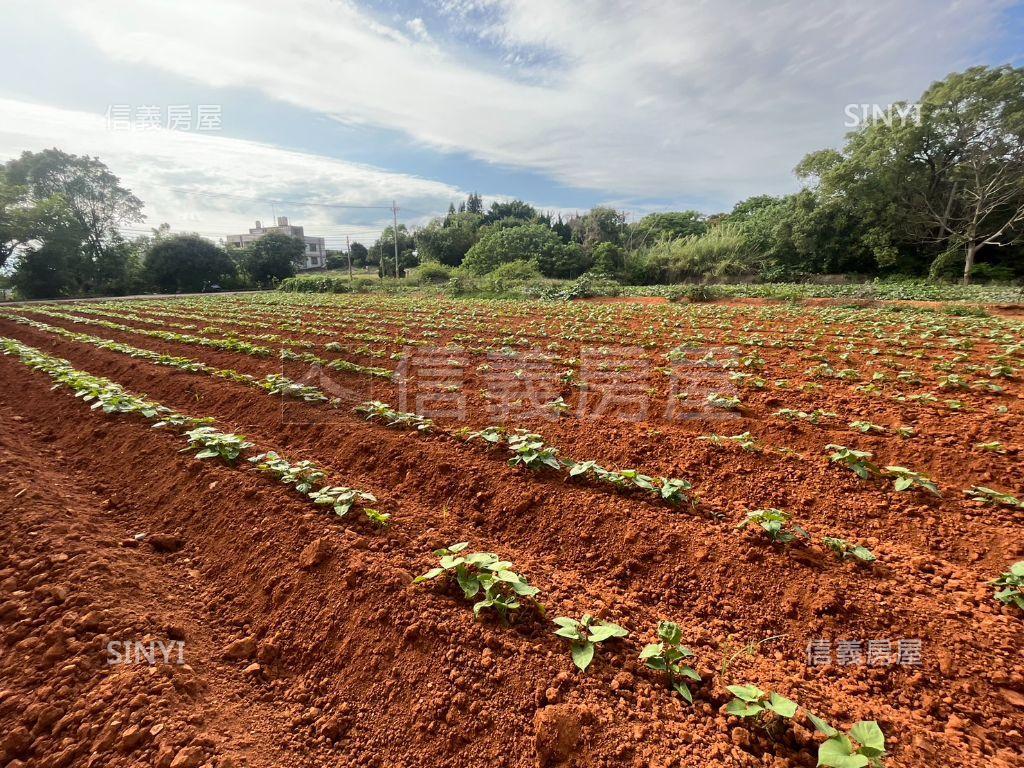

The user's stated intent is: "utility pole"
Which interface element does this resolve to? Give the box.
[392,200,400,279]
[346,235,353,288]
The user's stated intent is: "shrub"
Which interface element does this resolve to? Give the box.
[416,262,452,284]
[278,275,352,293]
[462,223,570,275]
[549,272,622,300]
[483,260,543,294]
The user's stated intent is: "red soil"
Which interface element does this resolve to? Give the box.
[0,297,1022,768]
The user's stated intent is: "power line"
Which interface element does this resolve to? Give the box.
[144,184,399,210]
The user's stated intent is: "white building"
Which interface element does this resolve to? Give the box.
[226,217,325,270]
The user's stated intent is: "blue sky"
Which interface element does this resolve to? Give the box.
[0,0,1021,247]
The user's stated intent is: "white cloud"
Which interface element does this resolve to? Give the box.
[41,0,1007,206]
[0,98,468,244]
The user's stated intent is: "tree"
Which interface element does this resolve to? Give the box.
[567,206,627,253]
[243,233,300,286]
[629,211,707,248]
[483,199,537,224]
[799,65,1024,283]
[0,174,67,270]
[145,234,236,293]
[591,242,625,274]
[466,192,484,214]
[372,225,416,277]
[415,212,482,266]
[349,241,368,267]
[911,66,1024,283]
[4,148,144,270]
[462,223,587,277]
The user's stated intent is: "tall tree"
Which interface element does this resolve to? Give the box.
[145,234,236,293]
[242,233,301,286]
[4,149,144,267]
[800,65,1024,282]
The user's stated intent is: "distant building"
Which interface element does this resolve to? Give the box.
[225,217,325,269]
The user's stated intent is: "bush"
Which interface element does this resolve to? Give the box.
[484,260,543,294]
[665,284,722,303]
[551,272,622,300]
[416,262,452,284]
[642,224,756,283]
[442,268,480,296]
[278,275,352,293]
[463,223,580,277]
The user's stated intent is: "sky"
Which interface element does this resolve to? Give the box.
[1,0,1021,249]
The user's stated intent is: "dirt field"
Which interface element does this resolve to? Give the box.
[0,293,1022,768]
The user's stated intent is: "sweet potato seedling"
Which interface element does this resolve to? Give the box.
[725,684,798,726]
[826,444,881,480]
[248,451,326,493]
[965,486,1022,508]
[822,536,877,564]
[737,509,809,545]
[308,485,381,521]
[552,614,628,671]
[639,621,701,703]
[883,466,940,496]
[991,561,1024,610]
[808,715,887,768]
[414,543,540,621]
[507,430,562,471]
[182,426,253,464]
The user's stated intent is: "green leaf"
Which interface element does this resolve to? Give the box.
[767,692,798,718]
[807,712,839,738]
[673,680,693,703]
[414,567,444,583]
[571,641,595,671]
[456,569,480,598]
[848,721,885,756]
[639,643,663,660]
[658,621,682,645]
[817,735,870,768]
[726,684,765,702]
[725,700,763,718]
[588,622,628,643]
